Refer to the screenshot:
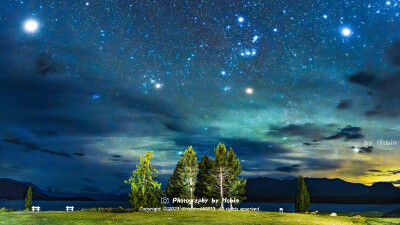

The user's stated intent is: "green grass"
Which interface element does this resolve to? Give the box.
[0,210,399,225]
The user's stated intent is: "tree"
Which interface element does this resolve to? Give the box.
[125,151,163,211]
[195,154,215,206]
[165,157,186,208]
[210,143,230,209]
[295,176,310,213]
[180,146,199,208]
[165,146,198,208]
[225,147,247,209]
[25,186,32,210]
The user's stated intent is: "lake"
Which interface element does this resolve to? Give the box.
[1,200,399,213]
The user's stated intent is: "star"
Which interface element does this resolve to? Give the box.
[323,15,328,19]
[245,87,253,95]
[237,17,244,23]
[23,19,39,33]
[155,83,162,89]
[341,27,352,37]
[220,70,226,76]
[92,94,101,100]
[252,35,259,43]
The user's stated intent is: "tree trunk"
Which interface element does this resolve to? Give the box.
[142,172,145,208]
[219,168,224,209]
[190,176,193,208]
[230,201,233,209]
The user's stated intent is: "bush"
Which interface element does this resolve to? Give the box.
[0,207,15,212]
[382,208,400,218]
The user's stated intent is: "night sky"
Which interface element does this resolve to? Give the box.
[1,0,400,193]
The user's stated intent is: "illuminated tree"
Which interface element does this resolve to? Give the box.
[125,151,163,211]
[295,176,310,213]
[25,186,32,210]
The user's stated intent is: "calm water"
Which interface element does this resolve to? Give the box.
[1,200,399,213]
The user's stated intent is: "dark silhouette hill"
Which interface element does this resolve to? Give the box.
[0,178,93,201]
[246,177,400,204]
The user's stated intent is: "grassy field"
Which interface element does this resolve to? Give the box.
[0,211,400,225]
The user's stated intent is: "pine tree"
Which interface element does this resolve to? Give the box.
[125,151,163,211]
[165,146,199,208]
[225,147,247,209]
[25,186,32,210]
[165,158,186,208]
[295,176,310,213]
[195,154,215,206]
[180,146,198,208]
[210,143,230,209]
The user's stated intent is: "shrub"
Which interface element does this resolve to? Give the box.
[0,207,15,212]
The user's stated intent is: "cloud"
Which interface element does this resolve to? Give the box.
[388,170,400,175]
[30,130,58,138]
[345,41,400,117]
[357,146,374,154]
[391,180,400,185]
[347,71,377,87]
[302,158,342,171]
[346,71,400,117]
[323,125,364,140]
[220,138,292,157]
[34,53,61,76]
[337,99,353,110]
[268,123,333,140]
[278,157,343,172]
[367,169,382,173]
[2,134,71,157]
[275,164,299,173]
[388,40,400,66]
[303,141,319,147]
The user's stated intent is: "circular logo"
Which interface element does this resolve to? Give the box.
[161,197,169,204]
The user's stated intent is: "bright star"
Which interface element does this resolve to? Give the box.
[252,35,259,43]
[220,71,226,76]
[155,83,162,89]
[273,28,278,32]
[23,19,39,33]
[323,15,328,19]
[246,87,253,95]
[386,1,391,5]
[238,17,244,23]
[341,27,352,37]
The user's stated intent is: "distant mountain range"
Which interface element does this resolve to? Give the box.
[0,178,128,201]
[246,177,400,204]
[2,177,400,204]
